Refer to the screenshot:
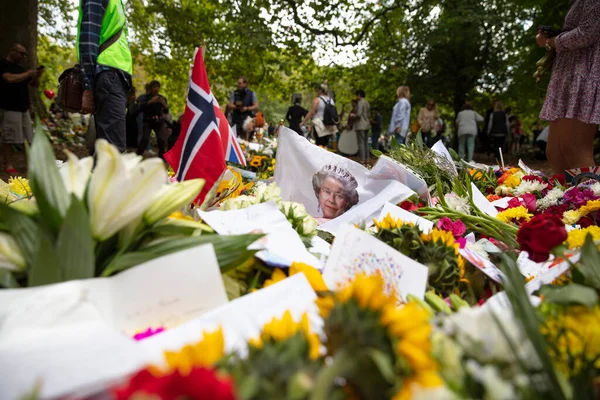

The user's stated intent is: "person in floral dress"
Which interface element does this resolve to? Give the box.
[537,0,600,175]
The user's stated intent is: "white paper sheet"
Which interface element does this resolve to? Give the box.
[323,225,428,302]
[370,155,429,201]
[198,201,322,268]
[139,274,320,363]
[0,245,228,335]
[471,182,498,217]
[490,196,512,210]
[431,141,458,176]
[378,202,433,233]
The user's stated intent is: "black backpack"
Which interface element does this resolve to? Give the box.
[319,97,339,125]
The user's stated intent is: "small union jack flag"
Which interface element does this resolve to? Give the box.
[164,49,229,204]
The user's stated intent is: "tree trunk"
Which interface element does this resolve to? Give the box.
[0,0,48,118]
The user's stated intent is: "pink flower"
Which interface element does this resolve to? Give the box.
[436,217,466,238]
[521,193,537,213]
[455,237,467,249]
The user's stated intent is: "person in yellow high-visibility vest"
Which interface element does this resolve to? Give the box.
[77,0,133,153]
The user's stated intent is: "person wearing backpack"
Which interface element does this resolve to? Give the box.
[300,84,339,147]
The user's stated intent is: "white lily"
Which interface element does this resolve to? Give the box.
[88,139,167,241]
[59,150,94,199]
[0,232,26,271]
[143,179,205,226]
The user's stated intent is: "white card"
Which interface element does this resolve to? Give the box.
[198,202,321,268]
[459,248,505,283]
[0,245,228,335]
[323,225,428,302]
[471,182,498,217]
[431,140,458,176]
[525,253,578,294]
[140,274,320,363]
[378,202,433,233]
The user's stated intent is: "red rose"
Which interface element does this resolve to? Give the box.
[549,174,566,186]
[516,214,567,262]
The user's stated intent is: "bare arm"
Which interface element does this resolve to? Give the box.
[2,70,35,84]
[301,98,320,126]
[555,1,600,52]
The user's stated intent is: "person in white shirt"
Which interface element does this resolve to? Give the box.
[455,102,484,162]
[388,86,411,144]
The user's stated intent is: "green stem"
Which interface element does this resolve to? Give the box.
[310,350,355,400]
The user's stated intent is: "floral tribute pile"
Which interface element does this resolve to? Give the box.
[1,130,600,400]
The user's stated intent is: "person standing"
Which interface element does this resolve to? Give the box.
[0,44,43,174]
[353,89,371,166]
[370,107,382,150]
[285,99,308,134]
[78,0,133,153]
[125,87,139,148]
[300,84,338,147]
[455,102,484,162]
[536,0,600,175]
[487,101,510,162]
[388,86,411,145]
[418,98,439,147]
[227,76,258,141]
[137,80,169,159]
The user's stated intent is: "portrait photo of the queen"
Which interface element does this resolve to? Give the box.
[312,164,359,223]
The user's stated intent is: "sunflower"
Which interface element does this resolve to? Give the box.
[373,213,415,230]
[320,274,442,399]
[250,311,320,360]
[152,327,225,376]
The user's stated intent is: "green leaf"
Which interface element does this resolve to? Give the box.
[55,195,95,281]
[102,234,262,276]
[28,119,70,233]
[370,149,383,158]
[0,269,19,288]
[368,349,395,384]
[538,284,598,307]
[575,235,600,289]
[28,233,62,286]
[415,131,424,149]
[0,203,39,266]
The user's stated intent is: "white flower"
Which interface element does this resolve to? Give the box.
[55,160,65,168]
[465,360,517,400]
[279,201,308,219]
[444,193,471,214]
[143,179,205,225]
[59,150,93,200]
[444,306,538,366]
[255,182,282,203]
[301,215,318,236]
[0,232,26,271]
[221,195,258,210]
[590,182,600,196]
[88,140,167,241]
[513,180,548,196]
[494,185,514,196]
[262,148,274,157]
[536,187,564,210]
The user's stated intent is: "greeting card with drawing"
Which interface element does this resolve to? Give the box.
[322,225,428,302]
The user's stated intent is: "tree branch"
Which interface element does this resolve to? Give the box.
[282,0,406,46]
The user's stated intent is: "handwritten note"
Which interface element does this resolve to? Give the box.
[378,202,433,233]
[0,245,228,335]
[323,225,428,302]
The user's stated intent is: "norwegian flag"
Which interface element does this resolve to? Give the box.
[164,49,228,204]
[214,102,247,166]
